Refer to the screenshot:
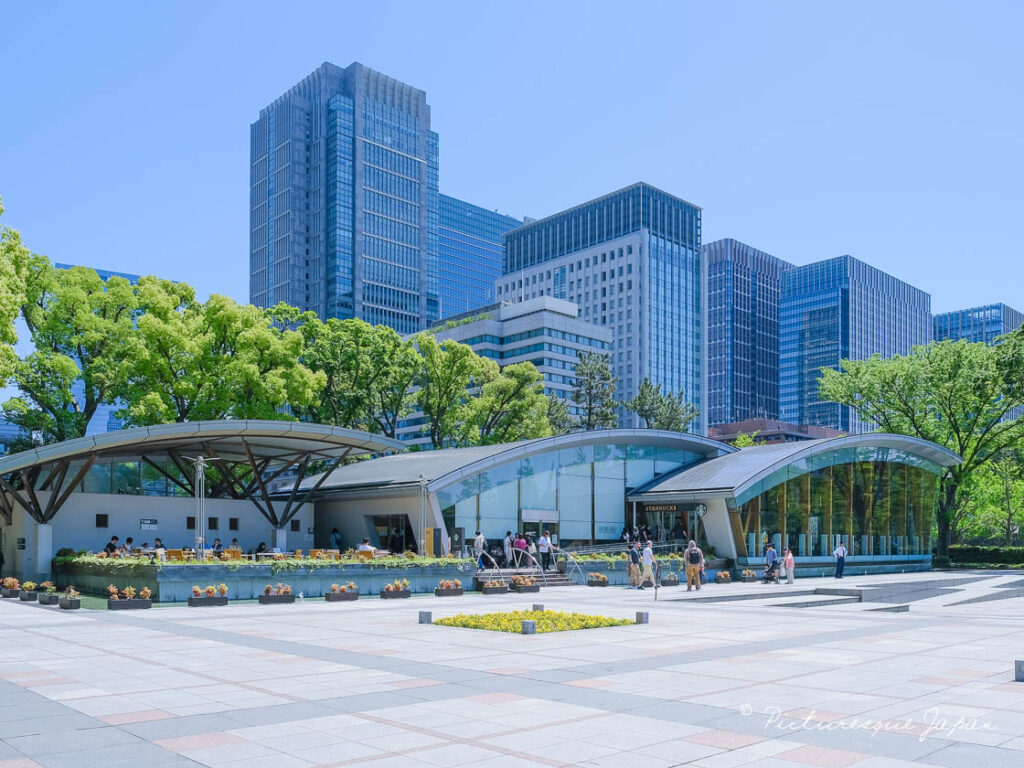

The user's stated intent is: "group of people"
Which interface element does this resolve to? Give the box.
[626,539,706,591]
[102,535,245,558]
[761,539,850,583]
[468,530,556,570]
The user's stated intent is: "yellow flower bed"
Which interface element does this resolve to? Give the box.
[435,609,633,634]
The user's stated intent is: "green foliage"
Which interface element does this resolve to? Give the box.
[626,378,701,433]
[948,545,1024,564]
[415,333,486,448]
[731,431,761,448]
[572,351,619,430]
[818,339,1024,554]
[470,361,550,444]
[52,553,473,575]
[0,197,31,386]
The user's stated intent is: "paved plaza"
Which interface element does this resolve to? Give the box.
[2,571,1024,768]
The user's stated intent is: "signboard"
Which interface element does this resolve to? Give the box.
[16,537,26,551]
[521,508,558,523]
[139,518,158,531]
[642,503,682,514]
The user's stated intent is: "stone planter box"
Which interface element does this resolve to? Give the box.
[59,597,80,610]
[481,585,508,595]
[19,591,38,602]
[325,591,359,602]
[188,596,228,607]
[38,593,59,605]
[433,588,463,597]
[587,579,608,587]
[380,589,411,599]
[741,575,757,583]
[108,599,152,610]
[1,588,19,598]
[509,584,540,593]
[660,578,680,587]
[258,594,295,605]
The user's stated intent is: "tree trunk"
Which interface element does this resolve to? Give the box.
[935,481,958,557]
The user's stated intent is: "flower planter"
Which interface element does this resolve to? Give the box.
[1,588,19,598]
[19,591,38,602]
[587,580,608,587]
[433,588,463,597]
[481,585,508,595]
[509,584,540,593]
[38,593,60,606]
[188,596,228,607]
[258,594,295,605]
[380,590,411,599]
[325,591,359,602]
[59,597,81,610]
[660,579,680,587]
[741,576,757,583]
[107,599,152,610]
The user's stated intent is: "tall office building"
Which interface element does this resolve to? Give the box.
[704,239,792,426]
[779,256,931,433]
[250,62,440,333]
[437,195,522,318]
[498,183,704,431]
[933,303,1023,345]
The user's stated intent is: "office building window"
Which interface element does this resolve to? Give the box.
[95,514,108,528]
[290,519,301,532]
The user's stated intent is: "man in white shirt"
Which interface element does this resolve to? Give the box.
[502,531,513,567]
[834,540,848,579]
[357,538,376,553]
[473,531,487,568]
[640,541,655,589]
[538,530,553,571]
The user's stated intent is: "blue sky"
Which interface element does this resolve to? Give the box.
[0,1,1021,314]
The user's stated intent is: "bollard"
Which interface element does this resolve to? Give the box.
[635,611,649,625]
[532,604,544,612]
[418,611,432,625]
[1016,660,1024,682]
[521,619,536,635]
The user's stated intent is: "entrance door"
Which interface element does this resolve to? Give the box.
[371,516,416,554]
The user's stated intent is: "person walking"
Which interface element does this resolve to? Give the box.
[473,531,487,569]
[628,541,642,589]
[640,540,655,589]
[764,542,778,580]
[538,530,553,571]
[834,540,848,579]
[684,539,704,591]
[513,532,527,566]
[329,528,343,550]
[783,547,796,584]
[502,531,513,567]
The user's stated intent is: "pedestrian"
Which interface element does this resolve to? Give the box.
[329,527,343,550]
[834,540,848,579]
[503,531,513,566]
[684,539,704,591]
[513,532,527,566]
[473,530,487,569]
[538,530,553,571]
[628,541,642,588]
[765,542,778,580]
[640,540,655,588]
[783,547,795,584]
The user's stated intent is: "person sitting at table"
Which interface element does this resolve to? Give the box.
[104,536,120,556]
[357,538,376,553]
[230,538,241,550]
[120,537,135,556]
[255,541,268,555]
[153,538,164,550]
[211,537,223,552]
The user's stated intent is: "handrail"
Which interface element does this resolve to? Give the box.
[566,539,689,556]
[514,549,547,587]
[477,551,508,584]
[553,548,586,585]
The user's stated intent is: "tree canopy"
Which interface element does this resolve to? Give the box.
[818,337,1024,554]
[0,198,30,385]
[572,351,618,430]
[624,377,700,432]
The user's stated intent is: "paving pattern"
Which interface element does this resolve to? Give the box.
[2,571,1024,767]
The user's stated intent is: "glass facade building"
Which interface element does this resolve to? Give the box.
[497,183,704,431]
[704,239,792,426]
[933,303,1023,345]
[779,256,931,433]
[250,62,440,334]
[438,195,521,318]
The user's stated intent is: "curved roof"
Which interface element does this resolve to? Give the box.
[297,429,736,497]
[630,433,962,503]
[0,420,403,474]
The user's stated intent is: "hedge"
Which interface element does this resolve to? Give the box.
[948,545,1024,564]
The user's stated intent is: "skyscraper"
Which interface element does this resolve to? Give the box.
[438,195,522,318]
[250,62,439,333]
[779,256,931,433]
[498,183,704,431]
[704,239,792,426]
[933,303,1023,345]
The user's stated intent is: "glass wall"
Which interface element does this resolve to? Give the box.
[434,444,704,545]
[735,458,941,558]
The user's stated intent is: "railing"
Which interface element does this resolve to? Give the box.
[553,548,586,585]
[475,550,547,587]
[566,539,690,556]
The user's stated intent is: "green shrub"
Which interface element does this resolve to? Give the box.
[949,545,1024,564]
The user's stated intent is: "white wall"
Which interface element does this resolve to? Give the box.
[314,493,446,552]
[701,497,737,559]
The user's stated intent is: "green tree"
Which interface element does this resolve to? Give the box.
[571,351,619,430]
[960,449,1024,545]
[3,259,141,443]
[818,339,1024,555]
[0,198,31,385]
[731,431,762,448]
[118,284,322,424]
[624,378,661,427]
[546,396,575,436]
[624,377,700,432]
[470,361,550,444]
[415,333,485,448]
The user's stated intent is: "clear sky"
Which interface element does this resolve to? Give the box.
[1,1,1021,314]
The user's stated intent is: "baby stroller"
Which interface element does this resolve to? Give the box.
[762,560,780,584]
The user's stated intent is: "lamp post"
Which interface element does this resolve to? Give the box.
[183,456,222,562]
[418,473,426,556]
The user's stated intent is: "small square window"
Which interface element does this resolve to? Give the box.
[95,514,108,528]
[229,518,239,531]
[186,516,196,530]
[290,519,301,532]
[208,517,218,531]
